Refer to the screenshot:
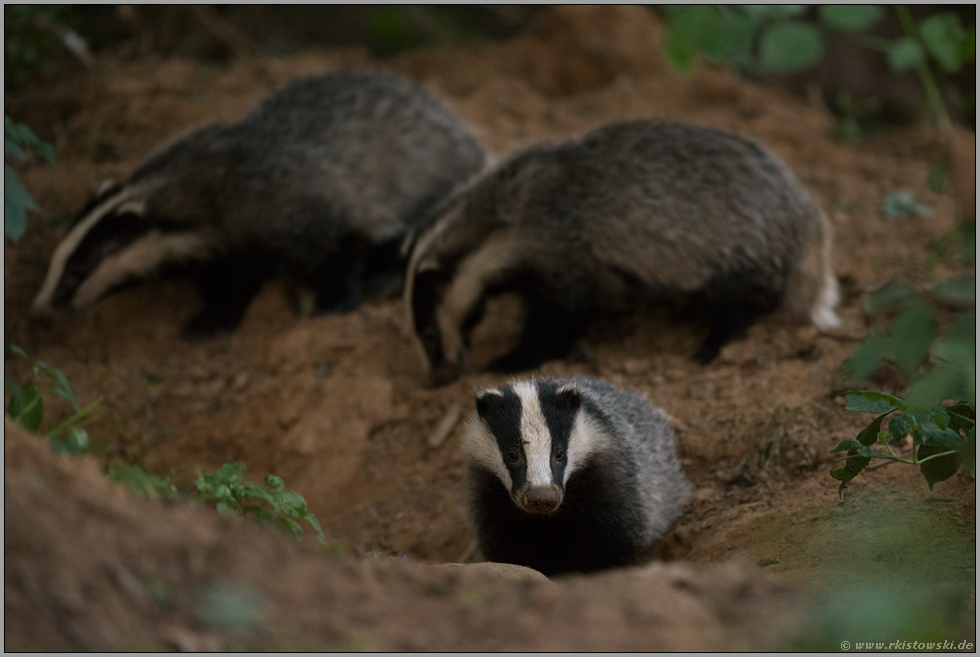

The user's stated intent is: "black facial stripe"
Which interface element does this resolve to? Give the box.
[411,268,451,364]
[537,381,580,486]
[52,211,180,309]
[475,387,526,493]
[68,184,124,230]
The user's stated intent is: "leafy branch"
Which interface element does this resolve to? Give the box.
[5,344,101,454]
[832,391,975,495]
[195,462,327,543]
[5,115,55,242]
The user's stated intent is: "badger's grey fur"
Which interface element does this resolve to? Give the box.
[463,376,691,575]
[32,70,487,337]
[406,119,840,385]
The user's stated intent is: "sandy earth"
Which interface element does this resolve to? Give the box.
[4,6,975,651]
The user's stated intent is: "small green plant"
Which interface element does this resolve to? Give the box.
[107,464,180,501]
[5,115,55,242]
[195,462,326,543]
[836,222,974,494]
[5,344,101,454]
[660,5,974,132]
[831,390,975,494]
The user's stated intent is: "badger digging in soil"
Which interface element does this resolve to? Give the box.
[405,119,840,385]
[463,376,691,575]
[31,70,487,338]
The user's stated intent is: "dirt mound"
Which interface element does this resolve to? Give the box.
[4,5,975,650]
[5,419,804,651]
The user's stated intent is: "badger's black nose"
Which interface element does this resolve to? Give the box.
[523,486,560,514]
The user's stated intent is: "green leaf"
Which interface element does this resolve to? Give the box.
[304,512,327,543]
[888,414,910,441]
[864,282,917,311]
[49,425,89,454]
[36,359,80,411]
[918,444,960,489]
[759,21,824,72]
[107,464,179,501]
[818,5,883,32]
[845,334,887,381]
[739,5,807,20]
[664,5,721,75]
[886,38,925,72]
[932,276,975,305]
[831,410,891,496]
[883,190,933,219]
[856,411,894,446]
[5,140,24,159]
[962,27,975,62]
[945,404,976,433]
[5,163,38,242]
[8,380,44,432]
[216,501,239,518]
[844,390,906,415]
[711,11,757,61]
[921,12,965,72]
[889,303,937,375]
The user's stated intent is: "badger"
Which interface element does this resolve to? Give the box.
[405,119,840,385]
[31,70,487,337]
[462,376,691,575]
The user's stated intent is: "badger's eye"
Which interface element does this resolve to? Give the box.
[505,450,520,463]
[554,450,565,461]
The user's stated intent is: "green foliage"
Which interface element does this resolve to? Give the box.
[5,5,83,87]
[107,464,180,501]
[831,391,975,495]
[882,190,934,219]
[837,222,975,495]
[5,344,101,454]
[365,6,475,57]
[195,462,326,543]
[658,5,975,134]
[5,115,55,242]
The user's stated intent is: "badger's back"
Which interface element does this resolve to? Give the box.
[487,122,823,305]
[134,70,487,265]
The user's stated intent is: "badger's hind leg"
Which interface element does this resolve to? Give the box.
[182,257,270,339]
[693,303,760,364]
[780,211,841,330]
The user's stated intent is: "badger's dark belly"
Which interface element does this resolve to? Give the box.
[469,463,647,576]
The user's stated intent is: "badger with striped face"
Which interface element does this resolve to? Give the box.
[31,70,487,338]
[463,376,691,575]
[405,119,841,386]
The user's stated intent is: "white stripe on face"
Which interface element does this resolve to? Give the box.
[564,410,611,484]
[462,414,512,491]
[32,180,160,313]
[70,230,209,307]
[512,380,553,488]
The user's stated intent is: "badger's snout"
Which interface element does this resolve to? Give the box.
[522,485,562,514]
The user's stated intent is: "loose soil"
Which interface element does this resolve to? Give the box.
[4,6,975,651]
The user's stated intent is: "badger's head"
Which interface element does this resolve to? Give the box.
[404,191,518,387]
[463,379,610,514]
[403,197,471,387]
[31,178,210,317]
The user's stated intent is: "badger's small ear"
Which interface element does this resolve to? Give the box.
[553,385,581,413]
[96,177,119,197]
[474,387,503,418]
